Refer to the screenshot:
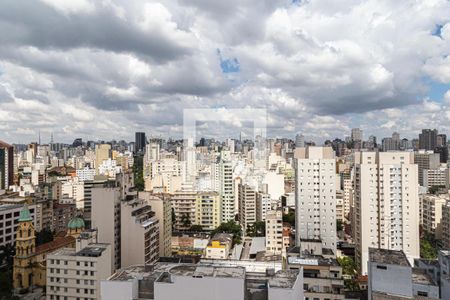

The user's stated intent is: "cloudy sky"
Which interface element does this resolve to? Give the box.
[1,0,450,143]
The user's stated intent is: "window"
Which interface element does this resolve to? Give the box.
[376,265,387,270]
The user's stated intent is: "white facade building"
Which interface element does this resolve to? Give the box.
[295,147,337,252]
[354,152,420,274]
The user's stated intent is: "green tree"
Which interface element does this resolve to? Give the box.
[211,220,242,244]
[133,154,145,191]
[171,208,176,229]
[189,225,204,232]
[336,220,344,232]
[420,234,438,259]
[246,221,266,237]
[36,228,54,246]
[180,213,191,229]
[283,210,295,227]
[0,244,16,299]
[337,256,357,276]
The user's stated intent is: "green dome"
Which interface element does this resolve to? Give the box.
[19,205,33,222]
[68,217,85,230]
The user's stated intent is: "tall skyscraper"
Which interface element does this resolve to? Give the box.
[353,152,420,274]
[351,128,363,142]
[295,134,305,148]
[0,141,13,190]
[419,129,438,150]
[294,146,337,252]
[135,132,146,154]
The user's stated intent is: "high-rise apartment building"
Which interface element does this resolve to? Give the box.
[419,129,438,151]
[0,141,13,190]
[170,190,197,231]
[295,134,305,148]
[353,152,420,274]
[442,201,450,249]
[91,187,121,270]
[351,128,363,142]
[135,132,146,154]
[139,192,172,257]
[294,147,337,252]
[414,151,440,186]
[238,184,257,233]
[121,197,159,267]
[256,192,272,221]
[382,132,401,151]
[95,144,111,174]
[195,191,221,230]
[218,151,235,223]
[422,194,448,240]
[265,210,283,255]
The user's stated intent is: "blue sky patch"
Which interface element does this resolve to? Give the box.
[217,49,240,73]
[425,77,450,101]
[433,24,444,38]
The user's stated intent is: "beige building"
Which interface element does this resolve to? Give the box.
[336,190,344,223]
[422,194,448,240]
[195,191,221,230]
[238,184,257,233]
[343,178,353,222]
[120,197,159,268]
[46,234,112,300]
[294,147,337,252]
[442,201,450,249]
[139,192,172,257]
[171,190,197,230]
[95,144,111,174]
[265,210,283,255]
[91,187,121,270]
[423,167,449,189]
[287,242,345,300]
[414,151,440,186]
[354,152,420,274]
[256,192,272,221]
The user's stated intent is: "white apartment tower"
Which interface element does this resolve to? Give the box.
[353,152,420,274]
[238,184,257,233]
[218,151,235,223]
[294,147,337,252]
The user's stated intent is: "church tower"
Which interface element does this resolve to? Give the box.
[13,205,36,289]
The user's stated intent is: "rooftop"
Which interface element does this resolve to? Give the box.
[268,270,299,289]
[369,248,410,267]
[167,264,245,279]
[412,268,436,286]
[77,244,109,257]
[36,236,75,255]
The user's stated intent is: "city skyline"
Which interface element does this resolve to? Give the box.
[0,0,450,142]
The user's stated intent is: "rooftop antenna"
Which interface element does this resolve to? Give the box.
[38,130,41,145]
[50,132,54,144]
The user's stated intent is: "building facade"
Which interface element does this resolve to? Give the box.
[354,152,420,274]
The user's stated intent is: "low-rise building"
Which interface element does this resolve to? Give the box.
[368,248,439,300]
[101,261,303,300]
[46,232,112,300]
[442,201,450,249]
[286,245,344,300]
[439,250,450,300]
[204,233,233,260]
